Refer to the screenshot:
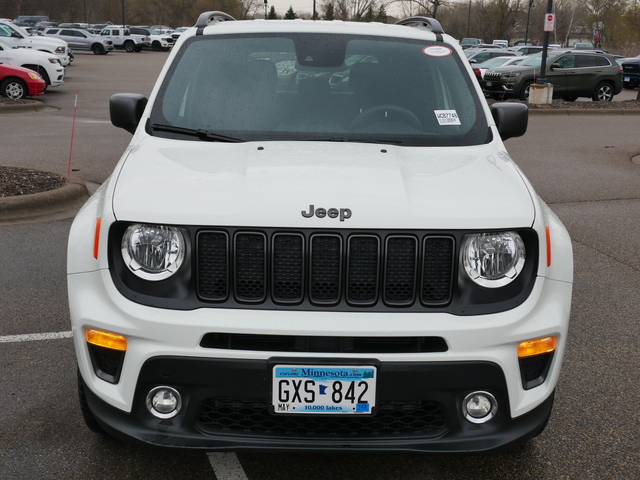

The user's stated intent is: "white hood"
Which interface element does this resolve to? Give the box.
[112,138,535,230]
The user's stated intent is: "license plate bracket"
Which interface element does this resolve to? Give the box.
[271,364,377,415]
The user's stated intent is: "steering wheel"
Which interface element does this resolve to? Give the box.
[349,105,423,131]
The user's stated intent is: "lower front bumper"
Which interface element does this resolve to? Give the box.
[83,357,554,453]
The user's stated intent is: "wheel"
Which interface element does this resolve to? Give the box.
[518,81,532,101]
[0,77,28,99]
[92,43,105,55]
[152,41,162,51]
[77,369,107,435]
[124,41,135,53]
[561,96,578,102]
[349,105,422,131]
[592,82,614,101]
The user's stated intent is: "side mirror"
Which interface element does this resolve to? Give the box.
[549,63,560,70]
[110,93,148,134]
[490,102,528,141]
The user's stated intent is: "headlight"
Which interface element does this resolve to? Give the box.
[48,57,59,64]
[463,232,525,288]
[502,72,521,78]
[27,72,42,80]
[55,46,65,53]
[121,224,185,281]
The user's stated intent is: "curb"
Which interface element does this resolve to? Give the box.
[0,100,47,113]
[0,176,89,223]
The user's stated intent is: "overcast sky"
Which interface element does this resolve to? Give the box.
[260,0,402,18]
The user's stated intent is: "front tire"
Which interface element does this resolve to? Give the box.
[92,43,105,55]
[77,369,107,435]
[152,41,162,51]
[519,81,532,101]
[1,77,28,99]
[592,82,614,101]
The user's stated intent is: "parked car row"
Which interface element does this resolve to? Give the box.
[482,49,623,101]
[0,17,173,100]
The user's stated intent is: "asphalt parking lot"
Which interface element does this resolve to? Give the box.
[1,50,640,479]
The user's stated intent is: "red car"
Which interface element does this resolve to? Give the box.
[0,64,46,99]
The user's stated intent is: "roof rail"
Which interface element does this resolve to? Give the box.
[395,16,444,36]
[195,11,235,35]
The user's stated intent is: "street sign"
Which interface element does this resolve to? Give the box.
[544,13,555,32]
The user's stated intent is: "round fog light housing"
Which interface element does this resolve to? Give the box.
[146,386,182,419]
[462,391,497,424]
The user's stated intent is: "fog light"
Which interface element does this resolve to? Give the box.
[462,391,497,424]
[146,386,182,419]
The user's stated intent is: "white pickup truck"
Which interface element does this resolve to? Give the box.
[0,19,71,66]
[100,26,150,52]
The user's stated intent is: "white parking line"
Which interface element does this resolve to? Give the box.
[207,452,249,480]
[1,331,247,478]
[0,331,73,343]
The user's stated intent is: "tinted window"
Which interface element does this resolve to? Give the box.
[46,29,59,34]
[596,56,611,67]
[574,55,598,68]
[60,29,74,36]
[151,33,489,147]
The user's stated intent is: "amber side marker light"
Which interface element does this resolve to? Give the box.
[546,226,552,267]
[93,217,102,260]
[86,329,128,351]
[518,336,557,358]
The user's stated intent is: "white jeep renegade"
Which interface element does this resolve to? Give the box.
[68,12,573,452]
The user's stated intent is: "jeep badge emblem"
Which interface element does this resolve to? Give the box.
[301,205,352,221]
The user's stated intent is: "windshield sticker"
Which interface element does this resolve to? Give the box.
[435,110,461,125]
[422,46,452,57]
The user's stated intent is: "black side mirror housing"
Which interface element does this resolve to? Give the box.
[490,102,528,141]
[110,93,148,134]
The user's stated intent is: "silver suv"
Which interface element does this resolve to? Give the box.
[44,27,114,55]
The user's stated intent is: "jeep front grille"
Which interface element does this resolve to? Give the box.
[197,229,455,308]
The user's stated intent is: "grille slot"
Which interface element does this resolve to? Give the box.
[196,229,455,309]
[234,233,266,302]
[272,234,304,303]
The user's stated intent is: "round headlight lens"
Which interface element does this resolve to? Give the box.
[121,224,185,281]
[463,232,525,288]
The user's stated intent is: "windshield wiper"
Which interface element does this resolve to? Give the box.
[151,124,245,143]
[325,137,405,145]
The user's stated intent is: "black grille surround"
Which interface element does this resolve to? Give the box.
[109,224,538,315]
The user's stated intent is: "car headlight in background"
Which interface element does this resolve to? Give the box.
[502,72,521,78]
[48,57,60,64]
[55,46,65,53]
[463,232,526,288]
[121,224,185,281]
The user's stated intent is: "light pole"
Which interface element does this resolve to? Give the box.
[537,0,554,84]
[466,0,472,38]
[524,0,533,44]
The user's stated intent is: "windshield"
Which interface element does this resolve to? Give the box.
[519,52,561,67]
[478,57,512,68]
[150,33,489,147]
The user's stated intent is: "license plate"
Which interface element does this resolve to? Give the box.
[486,81,493,87]
[272,365,376,414]
[624,77,630,82]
